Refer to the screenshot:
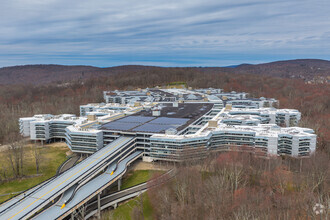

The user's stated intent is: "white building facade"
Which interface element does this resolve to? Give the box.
[20,87,316,160]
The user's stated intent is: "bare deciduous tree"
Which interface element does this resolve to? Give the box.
[147,150,329,220]
[31,143,42,174]
[131,194,145,220]
[6,141,24,178]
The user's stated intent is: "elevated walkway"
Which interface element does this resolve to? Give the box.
[0,136,135,220]
[33,150,143,219]
[85,169,176,219]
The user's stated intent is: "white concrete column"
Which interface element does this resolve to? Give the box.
[81,205,85,219]
[118,178,121,191]
[97,193,101,219]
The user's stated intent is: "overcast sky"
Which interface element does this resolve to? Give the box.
[0,0,329,67]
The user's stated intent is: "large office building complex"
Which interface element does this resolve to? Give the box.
[20,87,316,160]
[19,114,87,142]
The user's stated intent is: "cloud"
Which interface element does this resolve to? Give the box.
[0,0,329,67]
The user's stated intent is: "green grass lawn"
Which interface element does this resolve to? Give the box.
[0,143,68,203]
[102,192,153,220]
[121,170,163,190]
[0,146,163,219]
[101,169,165,219]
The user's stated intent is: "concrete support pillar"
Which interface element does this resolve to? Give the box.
[81,205,85,219]
[71,212,74,220]
[113,203,117,209]
[97,193,101,220]
[118,178,121,191]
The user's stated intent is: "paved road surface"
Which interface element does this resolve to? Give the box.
[33,151,142,220]
[0,137,133,220]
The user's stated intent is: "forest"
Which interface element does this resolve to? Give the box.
[0,69,329,154]
[1,59,329,85]
[0,69,329,218]
[146,150,329,219]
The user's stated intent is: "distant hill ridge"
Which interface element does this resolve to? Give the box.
[0,59,329,85]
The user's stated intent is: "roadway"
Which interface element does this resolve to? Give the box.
[0,154,79,214]
[0,153,80,215]
[0,136,135,220]
[56,154,80,175]
[84,169,176,219]
[0,177,55,215]
[33,150,143,220]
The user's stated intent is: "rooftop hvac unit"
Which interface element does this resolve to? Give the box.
[87,114,97,121]
[166,128,177,135]
[225,104,232,110]
[208,120,218,128]
[152,109,161,116]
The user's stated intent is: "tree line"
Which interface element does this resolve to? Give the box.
[0,69,328,154]
[145,151,329,219]
[0,70,328,182]
[0,69,328,216]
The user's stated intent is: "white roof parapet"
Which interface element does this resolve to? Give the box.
[227,107,301,115]
[215,123,316,137]
[20,114,86,124]
[151,123,316,141]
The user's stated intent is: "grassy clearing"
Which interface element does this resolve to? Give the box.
[0,142,68,203]
[121,170,163,190]
[102,192,153,220]
[101,169,165,219]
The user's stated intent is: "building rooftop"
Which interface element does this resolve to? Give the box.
[20,114,87,124]
[227,107,300,115]
[101,103,213,133]
[214,123,315,138]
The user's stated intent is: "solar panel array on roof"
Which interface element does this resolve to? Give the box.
[118,116,155,123]
[133,124,178,133]
[102,116,190,133]
[102,121,141,131]
[150,117,189,125]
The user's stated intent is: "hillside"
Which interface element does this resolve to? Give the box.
[0,65,99,85]
[234,59,330,80]
[0,59,329,85]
